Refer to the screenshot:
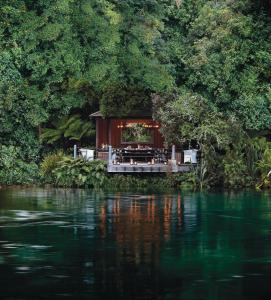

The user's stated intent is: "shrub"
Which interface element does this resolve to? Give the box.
[177,171,199,190]
[255,147,271,189]
[256,147,271,177]
[222,149,252,188]
[40,151,65,183]
[52,157,107,188]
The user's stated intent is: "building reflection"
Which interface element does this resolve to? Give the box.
[98,194,183,263]
[94,193,184,299]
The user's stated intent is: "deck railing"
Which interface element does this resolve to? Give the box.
[93,145,198,173]
[107,146,176,164]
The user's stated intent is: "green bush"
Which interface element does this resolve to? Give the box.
[177,171,199,190]
[222,149,252,188]
[256,147,271,177]
[255,147,271,189]
[0,145,39,185]
[52,157,107,188]
[40,151,65,183]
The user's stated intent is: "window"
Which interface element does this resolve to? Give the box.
[121,123,153,144]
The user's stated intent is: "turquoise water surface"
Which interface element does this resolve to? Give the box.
[0,188,270,299]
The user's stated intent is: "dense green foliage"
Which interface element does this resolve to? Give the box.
[0,145,39,184]
[0,0,271,187]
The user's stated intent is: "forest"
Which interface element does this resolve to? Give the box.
[0,0,271,189]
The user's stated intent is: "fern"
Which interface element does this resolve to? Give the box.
[41,114,95,144]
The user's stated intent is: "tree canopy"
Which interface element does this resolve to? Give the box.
[0,0,270,170]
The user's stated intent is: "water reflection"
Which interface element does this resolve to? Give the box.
[0,188,270,299]
[93,193,184,299]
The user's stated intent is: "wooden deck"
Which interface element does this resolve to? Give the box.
[107,163,193,173]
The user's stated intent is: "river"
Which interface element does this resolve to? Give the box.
[0,188,270,299]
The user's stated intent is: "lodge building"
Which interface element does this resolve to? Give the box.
[90,110,164,149]
[89,111,197,173]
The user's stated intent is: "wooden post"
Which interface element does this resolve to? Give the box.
[95,118,99,149]
[171,145,176,161]
[108,145,113,164]
[171,145,178,172]
[73,144,77,159]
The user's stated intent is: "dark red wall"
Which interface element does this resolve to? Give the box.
[96,118,164,148]
[96,118,109,148]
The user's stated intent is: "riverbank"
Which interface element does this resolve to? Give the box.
[0,174,182,192]
[1,150,270,191]
[0,175,269,194]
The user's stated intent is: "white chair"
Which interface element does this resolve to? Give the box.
[79,148,95,161]
[183,149,198,164]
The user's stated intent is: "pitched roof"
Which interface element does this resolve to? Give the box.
[90,111,103,117]
[90,110,152,118]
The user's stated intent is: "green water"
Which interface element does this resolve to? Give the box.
[0,188,271,300]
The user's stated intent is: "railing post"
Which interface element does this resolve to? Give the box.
[171,145,177,172]
[73,144,77,159]
[108,145,113,164]
[171,145,176,161]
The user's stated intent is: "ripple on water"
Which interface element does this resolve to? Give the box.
[0,210,69,229]
[30,245,52,250]
[16,266,31,272]
[50,275,69,279]
[2,243,24,249]
[1,242,52,251]
[216,278,233,282]
[232,275,244,278]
